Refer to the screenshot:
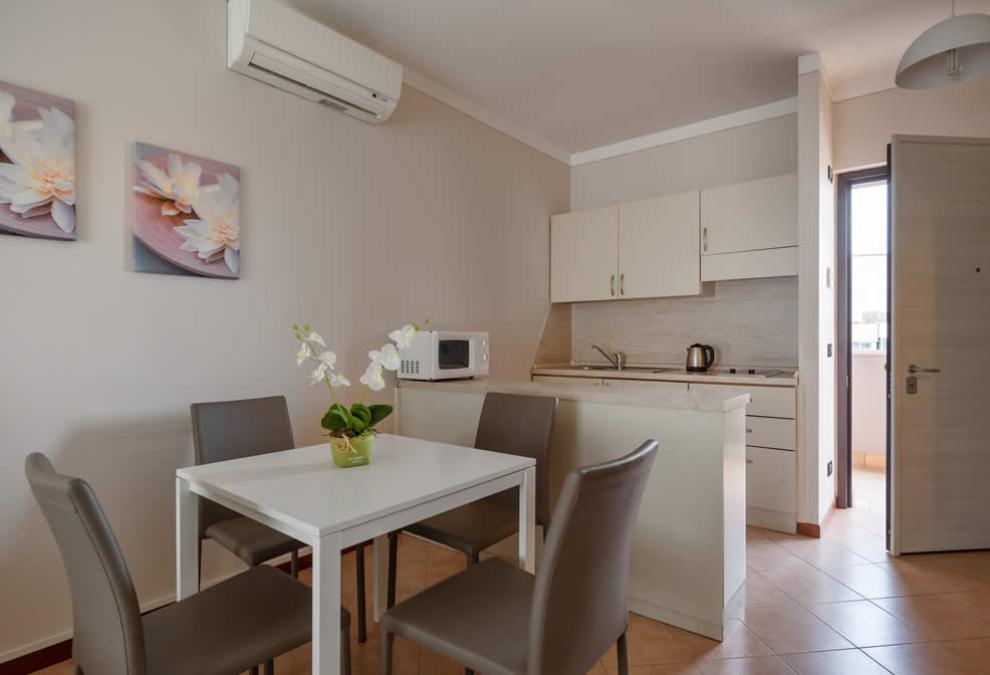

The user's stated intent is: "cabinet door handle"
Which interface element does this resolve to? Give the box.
[746,428,753,433]
[610,274,616,296]
[746,459,754,464]
[620,273,625,296]
[702,227,708,252]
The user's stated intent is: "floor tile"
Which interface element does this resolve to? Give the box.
[822,562,930,599]
[883,555,989,594]
[777,537,872,568]
[740,604,854,654]
[696,655,796,674]
[804,600,923,647]
[865,642,984,674]
[758,558,863,604]
[781,649,890,675]
[742,569,796,609]
[874,593,990,640]
[942,637,990,672]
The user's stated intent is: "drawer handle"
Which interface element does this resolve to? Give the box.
[746,428,753,433]
[746,459,754,464]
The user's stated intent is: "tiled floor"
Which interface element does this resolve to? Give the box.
[35,467,990,674]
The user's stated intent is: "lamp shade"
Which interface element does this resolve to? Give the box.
[895,13,990,89]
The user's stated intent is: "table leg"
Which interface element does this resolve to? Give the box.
[519,466,536,573]
[372,534,390,620]
[175,477,199,600]
[312,533,343,675]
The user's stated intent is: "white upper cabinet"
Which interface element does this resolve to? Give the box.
[618,190,701,300]
[700,173,798,255]
[550,205,618,302]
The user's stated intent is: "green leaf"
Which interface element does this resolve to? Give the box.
[368,404,393,427]
[350,404,372,426]
[321,403,352,431]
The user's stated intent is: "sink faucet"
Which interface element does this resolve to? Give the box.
[590,344,626,371]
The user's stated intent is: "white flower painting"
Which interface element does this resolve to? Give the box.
[0,81,77,241]
[131,142,241,279]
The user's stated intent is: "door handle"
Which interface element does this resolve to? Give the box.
[907,364,941,375]
[702,227,708,252]
[610,274,616,297]
[620,273,625,296]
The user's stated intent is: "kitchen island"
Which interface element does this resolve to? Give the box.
[395,378,748,641]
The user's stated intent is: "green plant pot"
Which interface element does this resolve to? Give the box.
[330,435,373,468]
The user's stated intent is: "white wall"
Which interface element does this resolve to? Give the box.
[570,114,797,210]
[834,77,990,171]
[852,353,886,457]
[797,59,836,526]
[0,0,569,661]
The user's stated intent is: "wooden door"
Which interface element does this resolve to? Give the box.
[700,173,798,255]
[618,190,700,299]
[550,205,618,302]
[890,136,990,554]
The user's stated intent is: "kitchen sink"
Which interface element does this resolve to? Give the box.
[578,365,616,371]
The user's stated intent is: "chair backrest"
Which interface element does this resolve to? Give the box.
[190,396,295,533]
[474,392,557,527]
[526,439,658,675]
[25,453,146,675]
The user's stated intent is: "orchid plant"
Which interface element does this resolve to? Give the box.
[293,322,419,440]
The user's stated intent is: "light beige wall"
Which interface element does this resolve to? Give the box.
[570,278,799,367]
[0,0,568,661]
[570,114,798,210]
[852,353,886,456]
[834,78,990,171]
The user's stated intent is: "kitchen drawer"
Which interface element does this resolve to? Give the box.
[601,378,688,394]
[746,417,796,451]
[747,446,796,515]
[689,383,796,419]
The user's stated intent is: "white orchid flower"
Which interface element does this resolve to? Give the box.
[306,330,327,347]
[133,152,202,216]
[360,362,386,391]
[388,324,417,350]
[175,173,239,274]
[328,372,351,387]
[318,351,337,368]
[296,342,313,366]
[369,343,400,371]
[0,106,76,233]
[308,362,329,386]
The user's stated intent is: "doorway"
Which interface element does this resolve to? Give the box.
[836,166,889,531]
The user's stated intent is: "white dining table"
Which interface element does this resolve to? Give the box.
[175,433,536,675]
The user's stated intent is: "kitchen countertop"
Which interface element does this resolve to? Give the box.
[531,364,799,388]
[397,378,750,413]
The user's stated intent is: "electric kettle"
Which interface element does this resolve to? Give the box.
[686,343,716,372]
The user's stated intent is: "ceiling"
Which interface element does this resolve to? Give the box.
[287,0,990,155]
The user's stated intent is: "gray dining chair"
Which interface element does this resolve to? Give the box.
[25,452,351,675]
[191,395,370,646]
[386,392,557,602]
[379,438,658,675]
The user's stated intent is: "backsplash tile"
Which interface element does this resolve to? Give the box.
[571,277,798,367]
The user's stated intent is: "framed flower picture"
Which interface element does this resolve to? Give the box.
[0,81,76,240]
[130,142,240,279]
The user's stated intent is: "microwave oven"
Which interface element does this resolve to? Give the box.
[397,331,490,380]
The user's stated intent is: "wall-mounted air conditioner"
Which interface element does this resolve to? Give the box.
[227,0,402,124]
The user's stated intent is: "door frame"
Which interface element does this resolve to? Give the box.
[835,165,889,510]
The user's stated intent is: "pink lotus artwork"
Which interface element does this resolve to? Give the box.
[131,142,240,279]
[0,81,76,240]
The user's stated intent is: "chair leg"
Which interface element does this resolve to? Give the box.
[467,552,479,566]
[380,629,394,675]
[387,531,398,608]
[343,630,352,675]
[290,549,299,578]
[617,629,630,675]
[356,542,367,643]
[264,658,275,675]
[250,667,259,675]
